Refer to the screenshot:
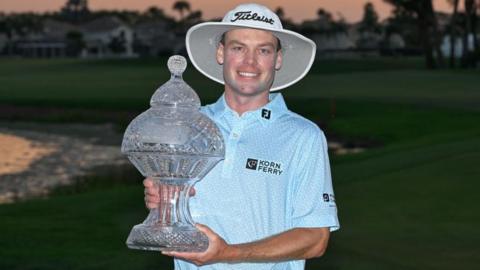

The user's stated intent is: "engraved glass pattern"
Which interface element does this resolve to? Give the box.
[121,55,224,252]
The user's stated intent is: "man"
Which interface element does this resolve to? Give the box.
[144,3,339,269]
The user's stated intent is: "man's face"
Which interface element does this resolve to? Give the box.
[216,28,283,97]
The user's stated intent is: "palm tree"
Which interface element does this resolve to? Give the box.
[172,1,191,21]
[62,0,89,22]
[317,8,333,22]
[462,0,478,67]
[146,6,166,19]
[447,0,460,68]
[275,7,285,20]
[383,0,445,69]
[359,2,381,34]
[184,10,202,25]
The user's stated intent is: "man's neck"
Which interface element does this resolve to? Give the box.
[224,90,270,116]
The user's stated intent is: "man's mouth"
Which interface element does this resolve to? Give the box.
[238,71,259,78]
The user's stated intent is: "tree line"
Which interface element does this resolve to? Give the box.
[0,0,478,69]
[383,0,479,69]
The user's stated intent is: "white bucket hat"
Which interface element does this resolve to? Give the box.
[186,3,316,92]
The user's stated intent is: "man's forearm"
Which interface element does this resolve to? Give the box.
[223,227,330,262]
[163,225,330,266]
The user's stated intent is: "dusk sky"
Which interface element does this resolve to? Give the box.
[0,0,453,23]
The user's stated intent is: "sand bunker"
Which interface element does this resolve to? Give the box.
[0,133,57,176]
[0,125,129,204]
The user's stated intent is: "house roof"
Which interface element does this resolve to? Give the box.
[134,20,170,32]
[81,16,129,33]
[42,19,79,38]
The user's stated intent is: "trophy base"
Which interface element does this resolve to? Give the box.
[126,224,209,252]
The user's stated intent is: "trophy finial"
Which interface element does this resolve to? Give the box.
[168,55,187,76]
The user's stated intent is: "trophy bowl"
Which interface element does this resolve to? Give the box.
[121,55,224,252]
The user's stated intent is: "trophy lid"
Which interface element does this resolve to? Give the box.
[150,55,201,109]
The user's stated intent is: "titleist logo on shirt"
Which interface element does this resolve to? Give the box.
[231,11,275,25]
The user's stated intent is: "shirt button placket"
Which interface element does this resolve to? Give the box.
[221,115,244,178]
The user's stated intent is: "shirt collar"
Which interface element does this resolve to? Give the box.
[210,93,288,126]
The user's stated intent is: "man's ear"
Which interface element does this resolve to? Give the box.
[216,43,224,65]
[275,50,283,70]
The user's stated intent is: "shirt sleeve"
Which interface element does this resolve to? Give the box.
[290,126,340,232]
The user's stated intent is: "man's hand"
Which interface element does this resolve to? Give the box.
[143,178,159,209]
[143,177,196,209]
[162,225,330,265]
[162,224,232,266]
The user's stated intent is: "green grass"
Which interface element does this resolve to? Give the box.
[1,57,477,111]
[0,58,479,269]
[0,186,174,270]
[318,136,480,270]
[0,58,221,109]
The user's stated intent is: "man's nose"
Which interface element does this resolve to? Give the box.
[244,50,257,65]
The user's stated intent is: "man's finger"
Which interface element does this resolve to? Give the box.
[163,251,200,258]
[143,178,154,187]
[146,203,158,209]
[195,223,214,236]
[144,188,158,196]
[145,194,159,203]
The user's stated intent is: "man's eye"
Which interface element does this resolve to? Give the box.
[232,46,243,51]
[259,48,272,55]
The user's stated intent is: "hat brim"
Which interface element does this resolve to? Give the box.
[186,22,316,92]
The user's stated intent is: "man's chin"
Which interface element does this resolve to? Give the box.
[224,79,272,97]
[234,86,269,97]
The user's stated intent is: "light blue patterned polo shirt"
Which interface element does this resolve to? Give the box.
[175,93,339,270]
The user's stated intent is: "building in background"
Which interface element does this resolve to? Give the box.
[9,16,136,59]
[80,16,134,58]
[133,20,178,57]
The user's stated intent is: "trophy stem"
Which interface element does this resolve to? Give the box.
[155,178,193,226]
[126,178,208,252]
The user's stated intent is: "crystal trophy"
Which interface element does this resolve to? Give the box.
[121,55,225,252]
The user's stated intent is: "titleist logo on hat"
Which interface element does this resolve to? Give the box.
[231,11,275,25]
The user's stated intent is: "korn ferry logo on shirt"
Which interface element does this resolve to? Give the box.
[246,158,283,175]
